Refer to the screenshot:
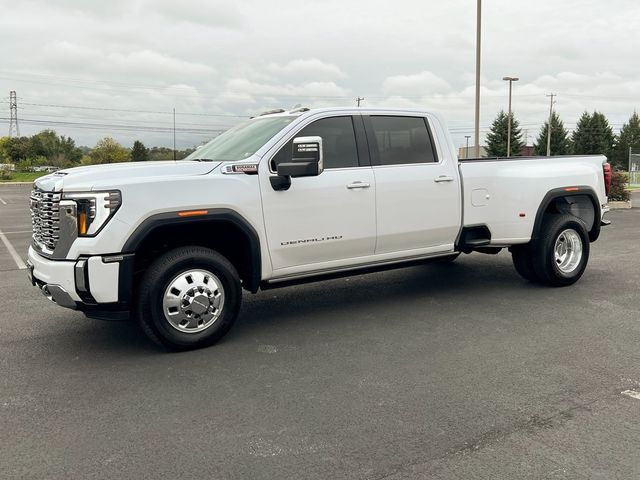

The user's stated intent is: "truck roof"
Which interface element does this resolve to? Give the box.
[256,106,433,118]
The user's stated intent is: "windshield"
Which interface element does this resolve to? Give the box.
[185,116,296,162]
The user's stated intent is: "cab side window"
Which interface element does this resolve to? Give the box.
[369,116,437,165]
[271,116,359,170]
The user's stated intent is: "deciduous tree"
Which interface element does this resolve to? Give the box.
[89,137,131,164]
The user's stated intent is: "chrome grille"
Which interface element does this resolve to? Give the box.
[30,188,62,252]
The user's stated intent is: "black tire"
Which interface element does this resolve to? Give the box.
[531,214,590,287]
[511,245,539,282]
[136,246,242,351]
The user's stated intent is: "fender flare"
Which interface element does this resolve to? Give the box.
[122,208,262,293]
[531,186,602,243]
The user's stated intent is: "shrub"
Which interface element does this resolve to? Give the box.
[0,167,13,181]
[608,171,630,202]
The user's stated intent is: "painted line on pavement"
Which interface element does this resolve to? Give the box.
[621,389,640,400]
[0,228,27,270]
[0,197,7,205]
[1,230,32,235]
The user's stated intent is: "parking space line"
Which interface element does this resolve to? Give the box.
[0,197,7,205]
[622,389,640,400]
[0,228,27,270]
[2,230,31,234]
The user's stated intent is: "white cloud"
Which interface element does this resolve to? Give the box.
[267,59,347,81]
[382,71,453,96]
[0,0,639,149]
[105,50,215,77]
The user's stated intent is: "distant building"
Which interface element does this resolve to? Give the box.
[520,145,535,157]
[458,146,488,159]
[458,145,534,159]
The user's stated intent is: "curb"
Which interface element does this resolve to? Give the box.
[608,201,632,210]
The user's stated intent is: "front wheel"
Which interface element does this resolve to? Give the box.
[532,214,590,287]
[136,246,242,351]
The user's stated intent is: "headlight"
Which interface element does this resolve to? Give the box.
[62,191,121,236]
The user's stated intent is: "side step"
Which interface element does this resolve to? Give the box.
[457,225,492,253]
[465,238,491,247]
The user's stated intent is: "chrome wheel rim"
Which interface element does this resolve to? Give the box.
[554,229,583,274]
[162,269,225,333]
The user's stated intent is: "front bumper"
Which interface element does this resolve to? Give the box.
[27,246,134,315]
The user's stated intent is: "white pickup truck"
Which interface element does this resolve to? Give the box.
[27,107,612,350]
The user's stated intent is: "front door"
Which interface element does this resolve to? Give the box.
[259,115,376,275]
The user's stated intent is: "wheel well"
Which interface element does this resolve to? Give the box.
[129,218,260,293]
[534,191,600,242]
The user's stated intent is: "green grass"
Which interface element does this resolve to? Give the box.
[0,171,48,183]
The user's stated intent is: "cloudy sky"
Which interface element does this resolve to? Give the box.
[1,0,639,149]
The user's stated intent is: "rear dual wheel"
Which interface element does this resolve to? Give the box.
[511,214,589,287]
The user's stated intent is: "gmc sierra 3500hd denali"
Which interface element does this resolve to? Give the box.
[27,107,612,350]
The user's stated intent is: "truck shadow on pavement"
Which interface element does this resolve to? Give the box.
[227,257,553,340]
[33,255,607,354]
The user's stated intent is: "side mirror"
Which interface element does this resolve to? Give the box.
[276,136,324,178]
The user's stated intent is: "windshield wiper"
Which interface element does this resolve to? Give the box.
[188,158,216,162]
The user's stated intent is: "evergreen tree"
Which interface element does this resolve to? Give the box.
[131,140,149,162]
[571,111,615,157]
[486,110,524,157]
[611,112,640,169]
[533,112,571,156]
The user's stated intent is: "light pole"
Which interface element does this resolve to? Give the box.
[474,0,482,158]
[502,76,519,157]
[465,135,471,159]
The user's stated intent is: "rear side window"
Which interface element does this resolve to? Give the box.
[271,116,359,170]
[369,116,437,165]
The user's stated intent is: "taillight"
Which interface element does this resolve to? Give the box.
[603,162,612,196]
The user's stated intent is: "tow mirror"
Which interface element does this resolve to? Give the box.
[271,136,323,191]
[276,136,323,178]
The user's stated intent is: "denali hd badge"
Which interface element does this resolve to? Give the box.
[223,164,259,174]
[281,235,343,246]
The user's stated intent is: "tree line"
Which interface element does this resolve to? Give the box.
[485,110,640,169]
[0,131,196,171]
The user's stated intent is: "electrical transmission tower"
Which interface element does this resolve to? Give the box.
[9,91,20,137]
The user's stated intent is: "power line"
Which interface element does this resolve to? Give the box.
[19,101,248,118]
[0,117,224,135]
[17,110,238,129]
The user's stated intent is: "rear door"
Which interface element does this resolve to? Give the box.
[364,114,461,254]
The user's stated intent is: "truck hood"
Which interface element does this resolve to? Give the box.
[34,160,221,192]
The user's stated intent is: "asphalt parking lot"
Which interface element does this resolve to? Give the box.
[1,183,640,479]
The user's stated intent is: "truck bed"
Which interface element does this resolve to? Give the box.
[458,155,608,246]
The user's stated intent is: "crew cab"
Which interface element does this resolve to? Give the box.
[27,107,612,350]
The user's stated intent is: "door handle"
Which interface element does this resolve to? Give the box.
[347,181,371,189]
[434,175,454,183]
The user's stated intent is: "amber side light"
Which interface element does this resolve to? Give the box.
[78,212,88,235]
[177,210,208,217]
[564,187,580,192]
